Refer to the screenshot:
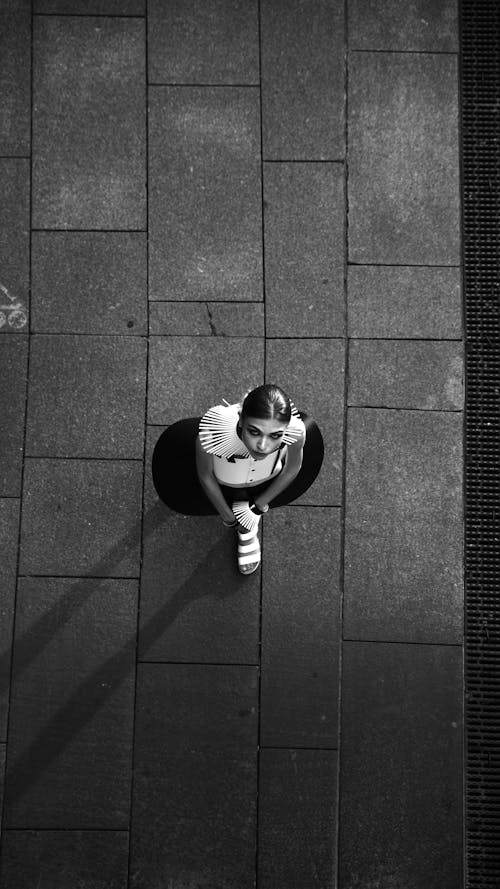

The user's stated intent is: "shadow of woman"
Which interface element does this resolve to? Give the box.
[4,509,250,813]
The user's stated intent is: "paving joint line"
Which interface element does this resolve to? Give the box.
[23,456,144,462]
[126,12,150,884]
[335,3,353,877]
[343,638,464,648]
[0,0,35,841]
[348,261,461,268]
[255,4,266,881]
[148,82,260,88]
[34,12,145,18]
[137,661,260,668]
[349,48,459,56]
[261,745,339,752]
[346,405,463,413]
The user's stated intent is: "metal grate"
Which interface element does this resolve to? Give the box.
[461,0,500,886]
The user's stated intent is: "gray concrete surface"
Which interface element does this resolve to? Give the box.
[0,1,463,886]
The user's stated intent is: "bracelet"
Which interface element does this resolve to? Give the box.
[250,500,269,516]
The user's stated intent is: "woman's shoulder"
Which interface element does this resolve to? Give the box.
[198,401,242,458]
[282,406,306,448]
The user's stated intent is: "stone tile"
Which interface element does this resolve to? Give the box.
[261,0,344,159]
[349,0,458,51]
[31,232,147,335]
[348,265,462,339]
[266,339,345,505]
[258,749,337,889]
[264,163,344,337]
[26,335,146,458]
[0,0,31,156]
[348,53,460,265]
[339,642,463,888]
[0,160,30,321]
[149,87,262,301]
[0,744,4,832]
[0,336,28,496]
[148,336,264,425]
[0,499,20,740]
[148,0,259,84]
[3,577,137,828]
[149,301,264,336]
[348,340,463,410]
[19,459,142,577]
[344,409,463,643]
[130,664,258,888]
[261,508,341,747]
[36,0,144,11]
[0,831,129,889]
[140,426,260,663]
[32,17,146,229]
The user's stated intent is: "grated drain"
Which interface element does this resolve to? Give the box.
[461,0,500,886]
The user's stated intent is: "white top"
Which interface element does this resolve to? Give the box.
[198,401,305,487]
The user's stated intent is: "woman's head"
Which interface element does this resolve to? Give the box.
[241,384,292,424]
[238,384,292,459]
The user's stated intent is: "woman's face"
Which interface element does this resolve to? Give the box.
[239,414,289,460]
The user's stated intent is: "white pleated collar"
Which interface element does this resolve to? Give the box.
[199,400,304,460]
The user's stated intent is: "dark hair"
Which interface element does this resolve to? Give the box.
[241,384,292,424]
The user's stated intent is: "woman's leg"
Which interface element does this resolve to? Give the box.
[152,418,220,516]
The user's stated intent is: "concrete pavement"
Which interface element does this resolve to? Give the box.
[0,1,463,886]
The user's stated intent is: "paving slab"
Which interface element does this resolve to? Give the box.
[130,664,258,889]
[348,265,462,339]
[19,459,142,577]
[339,641,463,889]
[0,830,129,889]
[32,16,146,229]
[0,744,4,833]
[348,339,463,410]
[264,163,344,337]
[148,335,264,425]
[344,409,463,643]
[261,0,344,159]
[0,160,30,321]
[31,232,147,335]
[266,338,345,505]
[261,508,340,747]
[0,0,31,156]
[0,499,20,741]
[35,0,144,11]
[140,426,260,663]
[258,749,337,889]
[348,0,458,51]
[25,334,146,458]
[0,336,28,496]
[149,301,264,337]
[149,87,262,301]
[348,52,460,265]
[3,577,137,828]
[148,0,259,84]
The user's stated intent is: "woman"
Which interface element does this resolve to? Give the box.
[152,384,324,575]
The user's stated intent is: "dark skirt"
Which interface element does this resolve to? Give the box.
[152,413,324,516]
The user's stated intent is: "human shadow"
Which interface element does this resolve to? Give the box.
[1,500,165,701]
[4,508,251,811]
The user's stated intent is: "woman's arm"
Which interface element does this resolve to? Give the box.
[195,436,236,523]
[253,435,304,509]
